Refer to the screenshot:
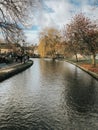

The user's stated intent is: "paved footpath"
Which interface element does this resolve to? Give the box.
[0,62,23,70]
[0,63,8,69]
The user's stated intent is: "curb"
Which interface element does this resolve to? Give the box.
[65,60,98,81]
[0,60,33,82]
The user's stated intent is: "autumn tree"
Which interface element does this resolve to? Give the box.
[64,24,80,62]
[38,27,61,59]
[38,37,47,57]
[64,13,98,66]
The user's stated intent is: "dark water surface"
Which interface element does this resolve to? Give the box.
[0,59,98,130]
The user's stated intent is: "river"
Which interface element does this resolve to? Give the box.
[0,59,98,130]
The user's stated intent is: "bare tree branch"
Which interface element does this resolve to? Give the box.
[0,0,41,42]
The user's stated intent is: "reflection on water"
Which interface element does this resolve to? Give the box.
[0,59,98,130]
[66,68,95,112]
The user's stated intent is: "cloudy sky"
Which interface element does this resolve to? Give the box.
[1,0,98,45]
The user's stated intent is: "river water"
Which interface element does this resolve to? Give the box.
[0,59,98,130]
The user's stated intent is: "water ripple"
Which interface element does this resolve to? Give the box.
[0,59,98,130]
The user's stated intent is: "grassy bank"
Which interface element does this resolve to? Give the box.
[0,60,33,82]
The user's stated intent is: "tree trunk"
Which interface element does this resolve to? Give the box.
[75,53,78,62]
[52,50,56,61]
[92,53,96,67]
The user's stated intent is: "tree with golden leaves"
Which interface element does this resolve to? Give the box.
[38,27,61,59]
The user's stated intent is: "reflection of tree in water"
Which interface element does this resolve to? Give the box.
[63,67,96,114]
[60,67,97,129]
[39,59,65,78]
[68,79,95,113]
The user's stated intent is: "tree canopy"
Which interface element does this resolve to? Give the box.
[38,27,61,58]
[63,13,98,66]
[0,0,40,42]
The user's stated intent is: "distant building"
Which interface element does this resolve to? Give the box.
[0,43,21,54]
[34,46,39,55]
[0,43,13,54]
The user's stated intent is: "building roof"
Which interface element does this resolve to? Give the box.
[0,43,13,49]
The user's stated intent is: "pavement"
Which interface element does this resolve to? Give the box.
[0,62,23,70]
[0,63,8,69]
